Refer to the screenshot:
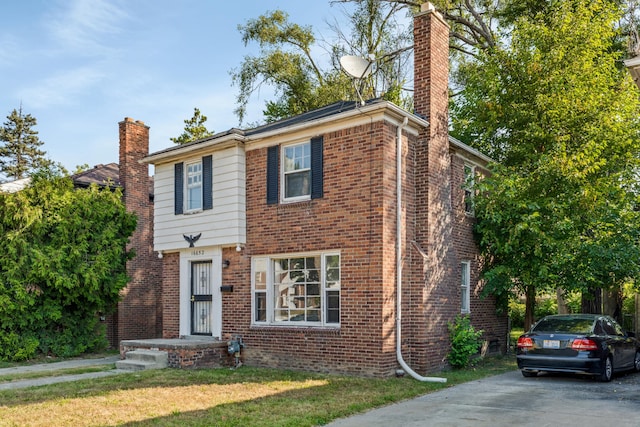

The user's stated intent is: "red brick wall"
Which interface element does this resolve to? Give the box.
[116,118,163,343]
[221,122,506,377]
[408,6,459,372]
[162,251,180,338]
[120,341,232,368]
[450,155,508,351]
[216,122,506,376]
[401,7,507,372]
[221,121,401,377]
[221,246,250,335]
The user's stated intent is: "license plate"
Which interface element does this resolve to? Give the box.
[543,340,560,349]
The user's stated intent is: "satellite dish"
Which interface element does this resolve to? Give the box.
[340,55,373,79]
[340,55,375,106]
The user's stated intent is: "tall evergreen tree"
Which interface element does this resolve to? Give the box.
[0,106,50,181]
[170,108,214,145]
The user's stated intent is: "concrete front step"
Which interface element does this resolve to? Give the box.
[116,349,168,371]
[120,338,232,369]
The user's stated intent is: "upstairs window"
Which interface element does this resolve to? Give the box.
[174,155,213,215]
[267,136,323,204]
[283,142,311,200]
[186,161,203,211]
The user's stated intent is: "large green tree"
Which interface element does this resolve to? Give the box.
[452,0,640,328]
[375,0,502,55]
[0,171,137,361]
[0,106,51,181]
[231,0,412,124]
[170,108,214,145]
[230,0,540,125]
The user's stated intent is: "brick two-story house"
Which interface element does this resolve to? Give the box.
[139,4,507,377]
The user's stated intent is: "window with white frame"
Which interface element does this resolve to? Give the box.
[252,253,340,326]
[463,164,475,215]
[461,261,471,313]
[186,161,203,211]
[266,137,323,205]
[282,142,311,201]
[174,156,212,215]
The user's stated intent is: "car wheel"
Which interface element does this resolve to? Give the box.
[599,356,613,382]
[634,351,640,373]
[521,370,537,378]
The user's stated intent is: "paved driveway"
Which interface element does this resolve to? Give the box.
[325,369,640,427]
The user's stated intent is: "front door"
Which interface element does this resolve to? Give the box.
[191,260,213,335]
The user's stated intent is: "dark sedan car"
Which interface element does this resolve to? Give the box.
[516,314,640,382]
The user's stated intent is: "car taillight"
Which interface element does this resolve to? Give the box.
[571,338,598,351]
[517,336,534,349]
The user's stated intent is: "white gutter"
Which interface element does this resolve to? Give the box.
[141,101,428,165]
[396,116,447,383]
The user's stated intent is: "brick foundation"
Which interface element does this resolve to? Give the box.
[120,339,233,369]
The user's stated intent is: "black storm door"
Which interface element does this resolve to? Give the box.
[191,261,212,335]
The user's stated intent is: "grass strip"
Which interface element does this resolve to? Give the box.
[0,355,516,427]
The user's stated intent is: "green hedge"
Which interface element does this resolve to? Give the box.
[0,173,136,361]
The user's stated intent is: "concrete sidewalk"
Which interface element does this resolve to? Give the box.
[0,355,124,390]
[324,370,640,427]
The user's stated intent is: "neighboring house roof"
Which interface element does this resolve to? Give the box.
[72,163,120,188]
[0,177,31,193]
[72,163,154,197]
[0,164,120,193]
[1,163,154,196]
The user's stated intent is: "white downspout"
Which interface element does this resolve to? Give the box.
[396,117,447,383]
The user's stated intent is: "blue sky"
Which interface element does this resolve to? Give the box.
[1,0,352,173]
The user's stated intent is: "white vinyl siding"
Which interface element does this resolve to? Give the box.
[153,145,246,251]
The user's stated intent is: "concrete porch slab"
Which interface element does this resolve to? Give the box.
[120,338,233,369]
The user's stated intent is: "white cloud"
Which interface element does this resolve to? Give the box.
[46,0,130,55]
[0,35,21,68]
[19,66,106,109]
[12,0,135,110]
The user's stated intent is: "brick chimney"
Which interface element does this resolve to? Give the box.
[413,3,450,125]
[112,118,162,345]
[408,3,457,372]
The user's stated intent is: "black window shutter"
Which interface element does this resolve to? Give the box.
[266,145,279,204]
[311,136,324,199]
[174,162,184,215]
[203,155,213,210]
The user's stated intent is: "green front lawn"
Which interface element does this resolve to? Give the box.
[0,355,516,426]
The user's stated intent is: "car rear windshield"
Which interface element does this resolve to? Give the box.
[532,317,594,334]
